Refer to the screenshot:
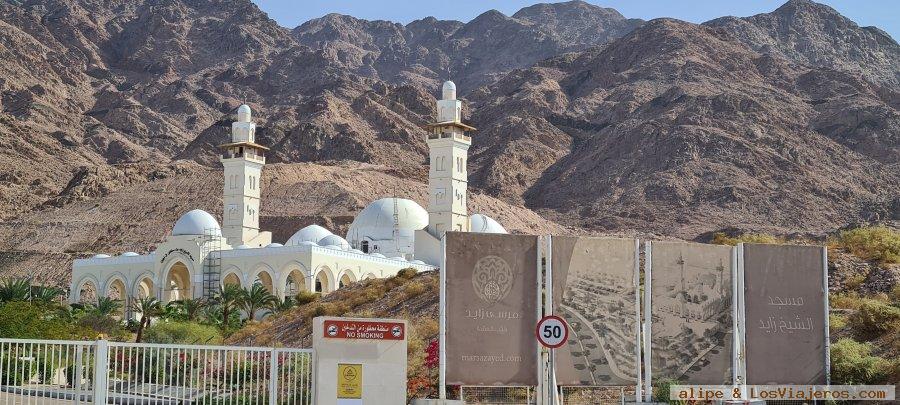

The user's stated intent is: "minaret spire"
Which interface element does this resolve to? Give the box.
[219,104,272,247]
[424,80,475,237]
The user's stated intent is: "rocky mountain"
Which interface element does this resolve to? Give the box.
[0,0,897,282]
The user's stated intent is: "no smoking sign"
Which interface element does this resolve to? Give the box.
[536,315,569,349]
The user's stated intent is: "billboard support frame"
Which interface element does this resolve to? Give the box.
[439,233,447,399]
[642,241,652,402]
[632,239,643,402]
[823,247,831,385]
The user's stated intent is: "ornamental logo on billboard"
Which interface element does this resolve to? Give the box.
[472,255,515,305]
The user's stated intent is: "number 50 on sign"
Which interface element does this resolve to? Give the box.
[536,315,569,349]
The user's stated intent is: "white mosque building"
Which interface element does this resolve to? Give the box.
[69,81,508,306]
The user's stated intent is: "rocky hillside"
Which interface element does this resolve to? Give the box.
[0,0,898,281]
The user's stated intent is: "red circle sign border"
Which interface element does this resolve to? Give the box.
[535,315,569,349]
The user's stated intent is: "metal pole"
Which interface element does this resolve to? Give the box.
[74,345,83,405]
[643,241,653,402]
[546,236,559,405]
[736,243,748,398]
[439,234,447,399]
[633,239,642,402]
[731,245,740,386]
[823,246,831,385]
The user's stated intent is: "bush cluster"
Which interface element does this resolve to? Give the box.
[833,226,900,264]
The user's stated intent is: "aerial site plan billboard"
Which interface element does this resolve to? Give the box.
[551,236,640,386]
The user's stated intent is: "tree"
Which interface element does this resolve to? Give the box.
[90,297,123,317]
[211,284,244,328]
[31,286,65,305]
[129,297,164,343]
[240,284,277,320]
[267,296,297,316]
[0,278,30,302]
[166,298,208,322]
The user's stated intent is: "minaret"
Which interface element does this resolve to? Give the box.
[220,105,269,246]
[425,81,475,236]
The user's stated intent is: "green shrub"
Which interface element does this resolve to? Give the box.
[404,281,426,297]
[830,292,863,310]
[396,268,418,280]
[295,291,320,306]
[144,321,223,345]
[0,301,75,339]
[830,338,890,384]
[829,313,847,332]
[77,313,128,341]
[847,300,900,340]
[652,378,687,404]
[834,226,900,264]
[712,232,782,246]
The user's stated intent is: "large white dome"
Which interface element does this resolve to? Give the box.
[346,198,428,243]
[470,213,508,234]
[172,210,221,236]
[287,224,333,245]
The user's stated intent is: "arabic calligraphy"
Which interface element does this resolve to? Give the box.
[323,320,405,340]
[757,315,814,334]
[465,308,521,320]
[767,296,805,307]
[159,248,194,263]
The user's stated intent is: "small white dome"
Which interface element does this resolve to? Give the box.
[442,80,457,100]
[346,198,428,244]
[92,254,111,259]
[470,213,508,234]
[266,243,283,248]
[236,244,252,250]
[287,225,333,245]
[410,259,426,265]
[370,253,386,258]
[172,209,221,236]
[324,245,343,250]
[320,234,351,250]
[237,104,251,122]
[389,256,407,262]
[350,249,364,254]
[298,241,318,246]
[121,252,139,257]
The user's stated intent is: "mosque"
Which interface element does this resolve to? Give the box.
[69,81,508,307]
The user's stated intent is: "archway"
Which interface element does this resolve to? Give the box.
[165,261,192,302]
[285,269,306,296]
[78,280,98,304]
[106,278,127,301]
[253,270,275,294]
[314,268,332,294]
[338,272,356,289]
[134,276,155,299]
[223,272,242,287]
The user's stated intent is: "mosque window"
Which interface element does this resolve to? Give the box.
[315,279,322,293]
[361,241,369,253]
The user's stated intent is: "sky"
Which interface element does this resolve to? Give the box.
[252,0,899,40]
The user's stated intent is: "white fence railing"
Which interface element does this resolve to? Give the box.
[0,338,313,404]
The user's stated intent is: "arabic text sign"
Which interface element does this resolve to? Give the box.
[323,320,405,340]
[445,232,539,386]
[743,244,826,384]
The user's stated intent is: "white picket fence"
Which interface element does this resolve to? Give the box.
[0,338,313,404]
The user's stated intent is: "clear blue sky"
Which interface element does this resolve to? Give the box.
[252,0,898,40]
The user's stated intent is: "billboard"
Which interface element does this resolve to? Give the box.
[444,232,539,385]
[551,237,639,386]
[650,241,733,384]
[743,244,827,384]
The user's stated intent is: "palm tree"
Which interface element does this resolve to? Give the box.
[267,296,297,316]
[0,278,30,302]
[30,286,65,305]
[90,297,123,317]
[239,284,277,320]
[212,284,244,328]
[129,297,164,343]
[167,298,207,321]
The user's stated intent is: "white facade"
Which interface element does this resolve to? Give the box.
[70,84,507,310]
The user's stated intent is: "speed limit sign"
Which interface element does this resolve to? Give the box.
[536,315,569,348]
